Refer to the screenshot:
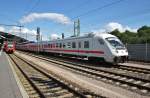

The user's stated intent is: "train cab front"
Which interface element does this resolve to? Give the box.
[113,45,129,63]
[105,37,129,64]
[114,55,128,63]
[6,44,15,54]
[6,48,14,54]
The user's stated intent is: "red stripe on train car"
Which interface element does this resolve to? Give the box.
[44,48,104,54]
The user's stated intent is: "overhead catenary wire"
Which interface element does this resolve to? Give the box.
[81,7,150,31]
[60,0,125,35]
[14,0,40,37]
[17,0,40,26]
[0,0,41,26]
[69,0,126,33]
[66,0,91,13]
[0,0,41,28]
[0,0,40,27]
[0,14,20,25]
[0,24,23,27]
[72,0,125,20]
[24,0,40,16]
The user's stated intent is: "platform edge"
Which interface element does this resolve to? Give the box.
[6,53,29,98]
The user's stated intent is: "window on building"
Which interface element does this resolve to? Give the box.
[72,42,76,48]
[84,41,89,48]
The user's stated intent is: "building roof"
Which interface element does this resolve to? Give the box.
[0,31,28,43]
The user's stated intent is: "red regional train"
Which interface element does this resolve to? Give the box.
[3,41,15,53]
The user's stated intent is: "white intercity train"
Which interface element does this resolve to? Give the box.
[16,33,128,64]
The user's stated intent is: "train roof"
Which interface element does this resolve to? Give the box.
[51,32,116,41]
[93,33,116,39]
[17,33,117,45]
[17,41,35,45]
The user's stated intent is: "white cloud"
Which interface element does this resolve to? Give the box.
[0,26,5,32]
[92,22,137,33]
[41,35,49,41]
[8,27,60,41]
[105,22,124,32]
[20,13,72,25]
[8,27,37,41]
[91,29,106,33]
[9,27,36,35]
[49,34,60,40]
[123,26,137,32]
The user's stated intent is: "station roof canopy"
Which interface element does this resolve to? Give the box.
[0,31,28,43]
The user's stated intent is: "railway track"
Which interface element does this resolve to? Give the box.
[9,54,103,98]
[50,56,150,76]
[18,51,150,76]
[18,51,150,78]
[114,64,150,75]
[17,51,150,96]
[55,57,150,75]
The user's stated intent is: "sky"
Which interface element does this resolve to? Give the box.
[0,0,150,41]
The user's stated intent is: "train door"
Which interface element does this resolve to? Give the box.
[84,38,93,58]
[77,38,92,58]
[77,39,84,57]
[77,40,81,56]
[92,38,106,60]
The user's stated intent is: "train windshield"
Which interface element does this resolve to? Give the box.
[8,42,14,48]
[106,37,125,49]
[8,44,13,48]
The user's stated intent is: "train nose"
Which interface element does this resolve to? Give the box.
[114,56,128,63]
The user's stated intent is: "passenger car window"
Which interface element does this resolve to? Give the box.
[67,42,71,48]
[84,41,89,48]
[50,44,52,48]
[78,42,81,48]
[98,39,104,45]
[63,43,66,48]
[72,42,76,48]
[59,43,62,48]
[48,44,51,47]
[56,43,59,48]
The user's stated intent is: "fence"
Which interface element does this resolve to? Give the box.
[126,44,150,62]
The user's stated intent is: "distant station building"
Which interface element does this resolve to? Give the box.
[0,31,28,50]
[0,31,28,44]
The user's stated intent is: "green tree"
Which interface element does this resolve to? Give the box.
[110,29,121,37]
[109,25,150,44]
[137,25,150,37]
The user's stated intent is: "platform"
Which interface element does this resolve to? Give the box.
[0,51,22,98]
